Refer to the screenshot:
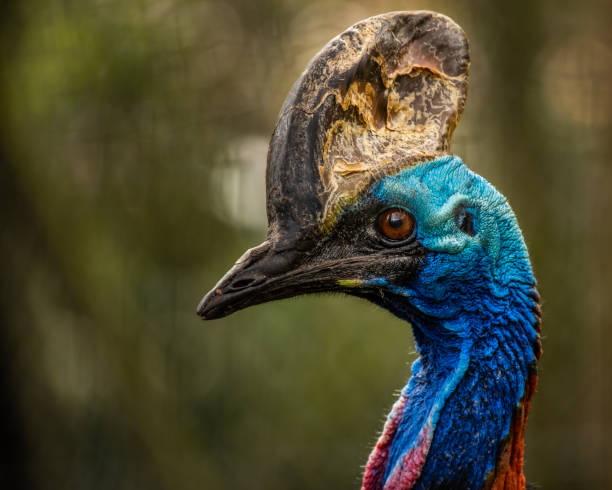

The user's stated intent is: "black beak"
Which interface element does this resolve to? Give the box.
[197,235,425,320]
[197,240,294,320]
[197,239,342,320]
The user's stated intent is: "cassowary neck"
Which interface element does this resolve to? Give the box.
[362,284,542,490]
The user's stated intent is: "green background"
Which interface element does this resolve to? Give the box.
[1,0,611,488]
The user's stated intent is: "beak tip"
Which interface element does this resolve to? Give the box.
[196,295,212,320]
[197,288,229,320]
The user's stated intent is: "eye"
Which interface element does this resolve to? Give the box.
[376,208,416,242]
[455,206,476,236]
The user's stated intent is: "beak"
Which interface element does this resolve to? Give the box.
[197,240,293,319]
[197,238,394,320]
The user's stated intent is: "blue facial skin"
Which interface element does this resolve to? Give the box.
[359,156,540,488]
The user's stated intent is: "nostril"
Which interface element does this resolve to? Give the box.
[225,273,266,292]
[231,277,257,290]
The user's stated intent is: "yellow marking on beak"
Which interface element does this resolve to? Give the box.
[338,279,364,288]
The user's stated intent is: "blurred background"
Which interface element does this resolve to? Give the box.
[1,0,611,488]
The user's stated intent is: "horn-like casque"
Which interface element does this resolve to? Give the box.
[266,11,470,241]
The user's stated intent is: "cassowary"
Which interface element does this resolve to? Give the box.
[197,11,542,490]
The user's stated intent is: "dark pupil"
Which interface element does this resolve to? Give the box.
[388,213,404,229]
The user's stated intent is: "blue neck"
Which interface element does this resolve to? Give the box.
[410,309,535,488]
[363,273,540,489]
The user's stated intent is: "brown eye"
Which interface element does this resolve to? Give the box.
[377,208,415,242]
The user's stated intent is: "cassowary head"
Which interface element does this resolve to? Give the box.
[198,11,541,490]
[198,11,472,321]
